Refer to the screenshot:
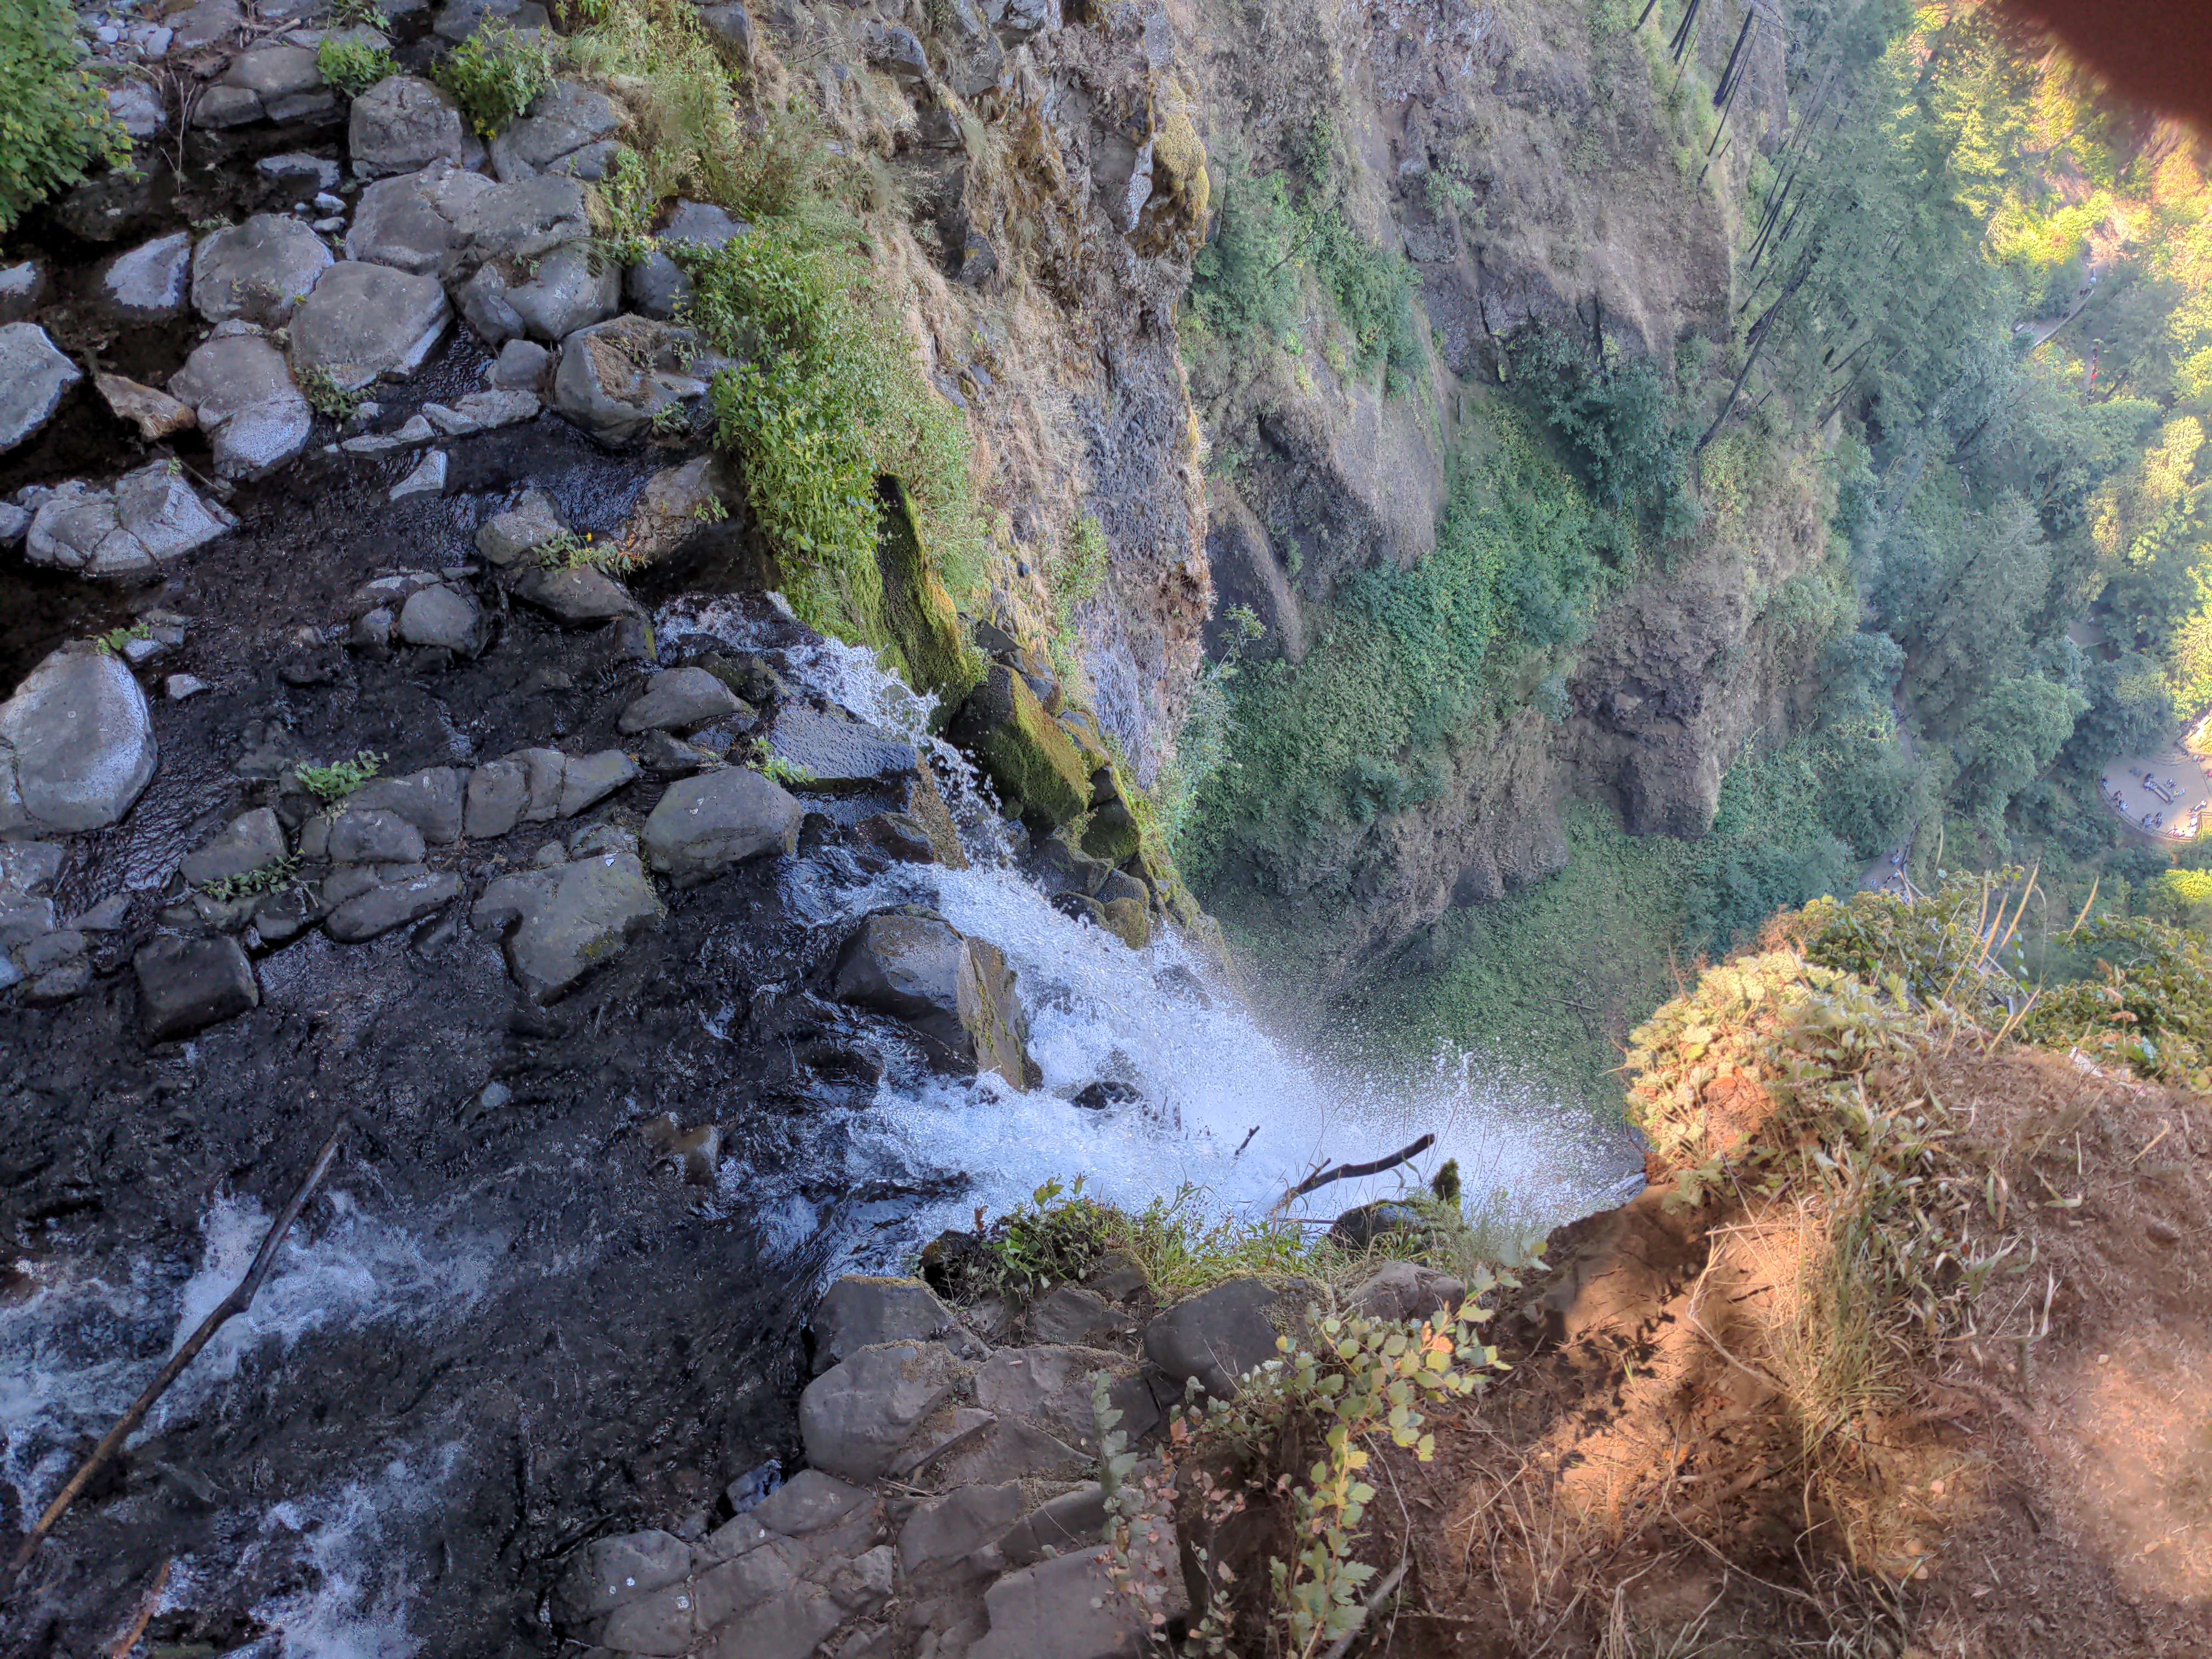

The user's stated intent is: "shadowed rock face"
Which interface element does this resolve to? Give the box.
[832,911,1034,1088]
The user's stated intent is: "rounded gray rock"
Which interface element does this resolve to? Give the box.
[349,76,472,179]
[0,324,83,453]
[0,647,157,833]
[191,215,335,326]
[617,665,744,733]
[100,232,194,321]
[291,261,452,390]
[642,767,804,886]
[397,582,478,652]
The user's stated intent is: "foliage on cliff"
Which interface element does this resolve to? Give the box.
[0,0,129,231]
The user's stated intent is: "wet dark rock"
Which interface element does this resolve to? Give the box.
[644,766,804,886]
[556,1527,692,1623]
[190,216,333,327]
[462,758,528,837]
[810,1275,970,1375]
[765,707,916,794]
[1328,1199,1430,1251]
[291,261,452,390]
[636,728,719,778]
[134,934,260,1040]
[556,749,640,817]
[349,76,472,179]
[470,844,664,1001]
[1099,895,1148,950]
[798,1341,969,1482]
[1141,1277,1282,1400]
[0,324,83,453]
[851,810,939,864]
[194,84,264,128]
[627,251,691,320]
[832,912,1031,1087]
[178,807,287,885]
[390,449,448,500]
[1071,1079,1138,1112]
[0,647,157,833]
[620,665,747,733]
[917,1227,991,1299]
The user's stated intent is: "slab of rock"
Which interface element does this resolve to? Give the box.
[95,374,196,442]
[100,232,194,321]
[324,808,426,865]
[194,84,264,128]
[463,758,528,838]
[689,1534,803,1629]
[107,80,167,139]
[810,1276,969,1375]
[554,1528,691,1624]
[948,663,1091,827]
[222,42,323,103]
[325,866,461,941]
[1025,1284,1136,1347]
[797,1341,969,1482]
[169,0,244,46]
[488,78,623,180]
[470,845,663,1001]
[345,166,464,275]
[551,314,713,445]
[486,337,549,389]
[1142,1277,1284,1401]
[556,749,637,817]
[974,1345,1143,1451]
[0,648,157,833]
[168,332,312,480]
[349,76,471,179]
[422,389,538,435]
[967,1546,1148,1659]
[452,173,592,267]
[898,1483,1022,1579]
[1347,1260,1465,1325]
[702,1587,842,1659]
[994,1483,1108,1570]
[347,766,464,842]
[642,768,803,886]
[750,1469,877,1542]
[179,807,288,885]
[505,242,619,342]
[135,935,259,1040]
[25,462,234,574]
[396,582,481,653]
[390,449,447,499]
[766,707,917,794]
[619,667,746,733]
[191,216,332,326]
[916,1409,1089,1488]
[0,325,82,452]
[619,455,735,564]
[832,912,1031,1087]
[476,489,566,565]
[291,261,450,390]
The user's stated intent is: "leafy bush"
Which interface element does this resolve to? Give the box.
[435,20,552,137]
[2021,912,2212,1086]
[1304,204,1420,389]
[0,0,130,231]
[1510,324,1690,520]
[1189,167,1302,346]
[686,222,985,637]
[315,36,397,97]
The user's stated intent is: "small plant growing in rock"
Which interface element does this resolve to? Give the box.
[91,623,150,656]
[198,854,301,902]
[297,749,386,802]
[296,363,363,419]
[537,529,639,573]
[744,737,814,787]
[317,35,397,97]
[435,20,553,138]
[691,495,728,523]
[649,400,690,435]
[327,0,387,25]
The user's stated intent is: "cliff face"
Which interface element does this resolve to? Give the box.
[1154,0,1833,977]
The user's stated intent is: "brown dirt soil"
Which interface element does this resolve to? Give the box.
[1331,1045,2212,1657]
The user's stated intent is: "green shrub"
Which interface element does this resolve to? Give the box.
[435,20,552,137]
[1510,323,1690,520]
[1304,204,1421,389]
[296,750,386,802]
[686,222,985,637]
[0,0,131,231]
[1188,167,1302,345]
[315,36,397,97]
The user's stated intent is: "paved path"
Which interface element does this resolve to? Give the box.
[2099,747,2212,840]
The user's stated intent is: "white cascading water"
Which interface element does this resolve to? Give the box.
[0,601,1633,1657]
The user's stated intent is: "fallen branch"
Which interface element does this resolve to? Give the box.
[1320,1556,1410,1659]
[1,1117,353,1601]
[106,1557,171,1658]
[1278,1134,1436,1211]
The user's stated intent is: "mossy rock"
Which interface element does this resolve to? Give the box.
[950,663,1092,828]
[874,476,985,725]
[1081,798,1141,864]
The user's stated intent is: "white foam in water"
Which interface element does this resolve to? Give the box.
[664,593,1633,1240]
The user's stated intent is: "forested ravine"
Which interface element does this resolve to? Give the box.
[4,0,2212,1654]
